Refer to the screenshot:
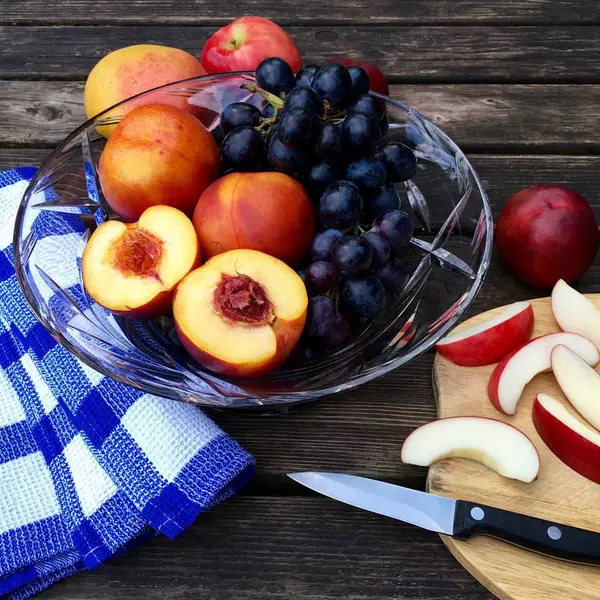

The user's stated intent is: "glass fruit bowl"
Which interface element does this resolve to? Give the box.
[13,73,492,411]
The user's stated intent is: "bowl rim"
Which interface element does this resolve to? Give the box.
[12,71,494,406]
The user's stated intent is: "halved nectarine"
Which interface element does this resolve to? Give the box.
[173,249,307,378]
[82,205,199,318]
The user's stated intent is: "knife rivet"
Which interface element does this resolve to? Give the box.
[470,507,485,521]
[547,526,562,541]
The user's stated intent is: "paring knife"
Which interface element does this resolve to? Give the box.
[288,472,600,564]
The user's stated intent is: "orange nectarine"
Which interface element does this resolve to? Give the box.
[193,172,316,267]
[82,205,199,318]
[173,249,307,377]
[98,104,220,222]
[84,44,207,137]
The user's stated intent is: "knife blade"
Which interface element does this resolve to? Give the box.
[289,472,600,564]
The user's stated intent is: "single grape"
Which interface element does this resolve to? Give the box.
[340,275,386,319]
[297,268,308,287]
[263,104,276,119]
[377,256,408,292]
[311,63,352,108]
[318,181,363,229]
[305,295,337,338]
[331,235,373,276]
[345,157,387,190]
[373,209,414,251]
[322,313,350,349]
[220,102,262,134]
[256,57,295,97]
[348,94,386,123]
[374,142,418,182]
[310,229,344,261]
[347,66,370,99]
[267,136,311,174]
[267,123,280,146]
[278,107,318,147]
[283,86,324,117]
[379,115,389,137]
[363,184,400,221]
[295,64,319,87]
[314,123,343,156]
[221,126,265,171]
[342,114,381,152]
[305,160,345,195]
[306,261,339,294]
[363,230,391,269]
[211,125,225,146]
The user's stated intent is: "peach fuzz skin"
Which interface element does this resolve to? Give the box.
[201,17,301,74]
[173,249,308,378]
[98,104,219,223]
[193,172,316,267]
[84,44,207,137]
[82,205,200,319]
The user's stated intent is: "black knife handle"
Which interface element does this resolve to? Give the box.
[453,500,600,564]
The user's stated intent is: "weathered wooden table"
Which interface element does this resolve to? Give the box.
[1,2,599,598]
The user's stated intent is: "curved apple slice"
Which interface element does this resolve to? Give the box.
[488,332,600,415]
[436,300,534,366]
[533,393,600,484]
[551,279,600,349]
[551,345,600,431]
[401,417,540,483]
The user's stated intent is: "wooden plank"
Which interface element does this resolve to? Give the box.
[39,496,491,600]
[1,25,600,82]
[2,81,599,151]
[1,0,597,25]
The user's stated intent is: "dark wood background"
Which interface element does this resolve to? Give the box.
[1,1,599,598]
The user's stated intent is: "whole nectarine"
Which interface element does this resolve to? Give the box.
[82,205,199,318]
[496,185,599,288]
[193,172,315,267]
[98,104,220,222]
[201,17,302,74]
[85,44,207,137]
[173,249,307,377]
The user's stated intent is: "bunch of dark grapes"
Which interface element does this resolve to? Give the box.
[212,56,419,357]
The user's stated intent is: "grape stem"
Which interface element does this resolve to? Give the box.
[240,83,284,109]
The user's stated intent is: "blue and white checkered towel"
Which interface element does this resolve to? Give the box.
[0,168,255,598]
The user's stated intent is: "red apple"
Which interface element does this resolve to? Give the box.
[401,416,540,483]
[533,393,600,485]
[495,185,599,288]
[327,58,389,96]
[436,300,533,367]
[201,17,302,74]
[487,332,600,416]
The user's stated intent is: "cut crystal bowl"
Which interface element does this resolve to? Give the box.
[13,73,492,411]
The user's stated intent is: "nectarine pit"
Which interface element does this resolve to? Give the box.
[213,273,273,325]
[111,228,163,277]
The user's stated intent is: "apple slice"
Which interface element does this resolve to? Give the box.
[488,332,600,415]
[551,344,600,431]
[533,393,600,484]
[401,417,539,483]
[436,300,534,366]
[551,279,600,349]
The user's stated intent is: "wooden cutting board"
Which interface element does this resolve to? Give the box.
[429,294,600,600]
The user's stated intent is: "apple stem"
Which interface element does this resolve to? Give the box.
[240,83,284,109]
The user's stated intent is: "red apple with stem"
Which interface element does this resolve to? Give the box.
[201,17,302,74]
[495,185,599,289]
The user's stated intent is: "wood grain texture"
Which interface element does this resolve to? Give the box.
[37,496,491,600]
[430,295,600,600]
[2,25,600,82]
[1,0,597,24]
[3,81,600,152]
